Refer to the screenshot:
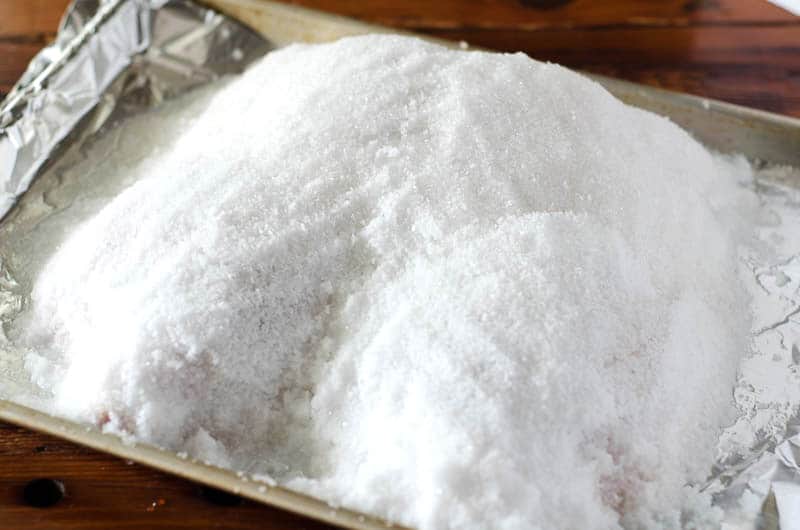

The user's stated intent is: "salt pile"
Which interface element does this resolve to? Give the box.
[15,35,754,529]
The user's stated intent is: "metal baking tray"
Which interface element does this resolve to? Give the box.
[1,1,799,529]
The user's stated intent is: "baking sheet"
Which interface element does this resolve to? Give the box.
[2,1,800,529]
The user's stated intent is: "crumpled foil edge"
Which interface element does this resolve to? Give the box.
[0,0,269,220]
[0,0,137,217]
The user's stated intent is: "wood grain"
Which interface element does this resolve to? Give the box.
[3,0,798,115]
[277,0,800,117]
[0,41,48,95]
[284,0,798,28]
[0,0,71,37]
[0,420,335,529]
[1,0,799,529]
[426,24,800,116]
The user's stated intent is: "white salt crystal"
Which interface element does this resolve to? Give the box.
[16,35,755,529]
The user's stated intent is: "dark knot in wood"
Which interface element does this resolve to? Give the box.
[518,0,573,9]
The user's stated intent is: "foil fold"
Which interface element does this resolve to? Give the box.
[0,0,269,219]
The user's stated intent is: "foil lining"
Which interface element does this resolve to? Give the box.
[0,0,270,219]
[706,168,800,530]
[2,1,800,529]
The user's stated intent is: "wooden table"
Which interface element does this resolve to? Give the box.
[1,1,799,528]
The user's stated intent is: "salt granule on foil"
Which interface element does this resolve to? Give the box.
[15,36,756,529]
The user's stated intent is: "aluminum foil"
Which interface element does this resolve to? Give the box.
[705,167,800,530]
[2,1,800,529]
[0,0,270,220]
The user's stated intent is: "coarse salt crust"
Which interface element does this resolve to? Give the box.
[17,35,754,529]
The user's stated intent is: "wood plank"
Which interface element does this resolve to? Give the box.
[437,25,800,64]
[423,24,800,116]
[0,0,71,38]
[0,420,336,530]
[0,41,46,95]
[1,0,798,38]
[2,1,800,117]
[284,0,798,29]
